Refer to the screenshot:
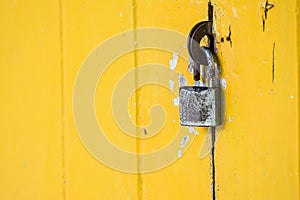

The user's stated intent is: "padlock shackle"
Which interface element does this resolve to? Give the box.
[187,21,214,66]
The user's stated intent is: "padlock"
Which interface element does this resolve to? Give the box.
[179,47,222,127]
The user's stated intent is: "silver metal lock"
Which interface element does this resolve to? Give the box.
[179,46,222,127]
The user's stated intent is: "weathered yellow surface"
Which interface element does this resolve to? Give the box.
[212,0,299,199]
[0,1,63,199]
[62,1,138,200]
[134,1,212,199]
[0,0,299,200]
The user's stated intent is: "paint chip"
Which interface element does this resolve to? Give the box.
[188,58,194,74]
[169,53,178,70]
[221,78,227,89]
[120,11,123,17]
[173,97,179,107]
[179,74,187,87]
[188,126,199,135]
[169,80,174,92]
[213,23,218,37]
[180,135,189,148]
[232,7,238,19]
[189,0,201,5]
[228,116,233,123]
[177,150,182,158]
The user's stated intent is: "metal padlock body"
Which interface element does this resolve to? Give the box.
[179,86,221,127]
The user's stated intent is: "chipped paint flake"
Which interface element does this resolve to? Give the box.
[120,11,123,17]
[177,150,182,158]
[188,126,199,135]
[228,116,233,123]
[232,7,238,19]
[221,78,227,89]
[169,53,178,70]
[188,0,202,5]
[180,135,189,148]
[213,23,219,37]
[173,97,179,107]
[169,80,174,92]
[179,74,187,87]
[188,58,194,74]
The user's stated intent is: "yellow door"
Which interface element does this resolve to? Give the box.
[0,0,299,199]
